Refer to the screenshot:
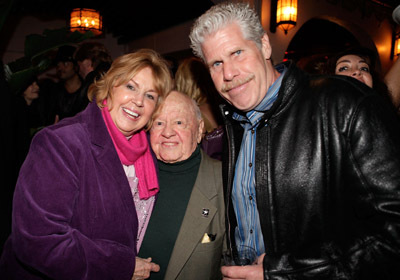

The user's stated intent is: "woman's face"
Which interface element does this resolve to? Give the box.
[23,81,39,102]
[335,54,373,88]
[107,67,159,137]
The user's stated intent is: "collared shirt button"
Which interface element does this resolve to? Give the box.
[249,163,252,167]
[250,229,253,234]
[251,129,255,134]
[249,195,253,200]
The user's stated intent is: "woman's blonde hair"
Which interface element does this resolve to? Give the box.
[88,49,173,109]
[175,57,217,106]
[174,56,224,133]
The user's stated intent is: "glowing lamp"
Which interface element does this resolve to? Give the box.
[70,8,102,36]
[276,0,297,34]
[395,35,400,56]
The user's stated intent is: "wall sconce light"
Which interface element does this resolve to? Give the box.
[395,33,400,56]
[70,8,103,36]
[391,28,400,60]
[276,0,298,34]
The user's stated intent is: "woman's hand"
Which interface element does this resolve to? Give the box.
[131,257,160,280]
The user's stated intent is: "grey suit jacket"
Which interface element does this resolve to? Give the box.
[164,150,225,280]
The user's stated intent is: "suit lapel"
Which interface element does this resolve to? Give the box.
[165,152,218,279]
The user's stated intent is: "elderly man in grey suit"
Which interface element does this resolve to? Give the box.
[139,90,225,280]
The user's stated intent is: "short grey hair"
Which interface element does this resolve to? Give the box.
[173,90,203,121]
[189,95,203,121]
[189,2,265,61]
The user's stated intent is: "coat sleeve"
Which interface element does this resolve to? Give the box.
[262,93,400,280]
[11,127,136,280]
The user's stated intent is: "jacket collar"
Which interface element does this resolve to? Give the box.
[220,61,308,124]
[83,101,114,150]
[81,101,138,220]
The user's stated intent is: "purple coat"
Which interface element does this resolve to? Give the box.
[0,101,139,279]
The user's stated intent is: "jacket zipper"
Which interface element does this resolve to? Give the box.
[226,120,235,255]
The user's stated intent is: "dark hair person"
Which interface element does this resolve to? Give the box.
[327,46,393,105]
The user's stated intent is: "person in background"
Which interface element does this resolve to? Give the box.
[296,53,328,75]
[175,57,223,135]
[20,78,40,106]
[190,2,400,279]
[139,90,225,279]
[1,76,43,253]
[75,42,113,96]
[14,76,43,169]
[332,48,374,87]
[0,60,19,253]
[175,57,225,160]
[327,46,395,109]
[53,45,85,121]
[33,77,59,126]
[0,49,173,280]
[73,42,113,121]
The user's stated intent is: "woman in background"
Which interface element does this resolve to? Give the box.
[175,57,224,160]
[14,77,42,169]
[327,46,398,113]
[175,57,223,135]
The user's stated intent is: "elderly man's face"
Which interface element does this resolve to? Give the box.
[150,91,204,163]
[201,23,272,112]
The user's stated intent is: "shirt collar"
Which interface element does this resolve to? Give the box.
[233,64,287,127]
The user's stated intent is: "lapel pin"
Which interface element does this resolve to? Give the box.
[202,208,209,217]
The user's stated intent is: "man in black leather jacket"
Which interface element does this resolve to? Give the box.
[190,2,400,279]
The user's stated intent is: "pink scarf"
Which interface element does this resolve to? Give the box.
[101,103,159,199]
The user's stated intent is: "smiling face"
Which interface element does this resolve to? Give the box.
[107,67,159,137]
[150,91,204,163]
[201,23,276,112]
[335,54,373,88]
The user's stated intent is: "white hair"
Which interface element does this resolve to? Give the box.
[189,2,265,61]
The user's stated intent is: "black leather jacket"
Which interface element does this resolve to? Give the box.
[220,62,400,279]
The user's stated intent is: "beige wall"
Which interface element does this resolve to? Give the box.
[127,20,193,56]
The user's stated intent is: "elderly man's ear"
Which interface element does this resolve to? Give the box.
[197,119,205,144]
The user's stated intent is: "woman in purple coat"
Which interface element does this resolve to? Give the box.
[0,49,173,280]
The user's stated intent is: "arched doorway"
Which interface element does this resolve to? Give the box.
[284,17,379,74]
